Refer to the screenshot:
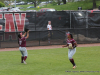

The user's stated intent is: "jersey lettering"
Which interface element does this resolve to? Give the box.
[19,41,22,45]
[19,37,26,47]
[4,13,15,32]
[15,13,26,31]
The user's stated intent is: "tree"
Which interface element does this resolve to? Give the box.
[25,0,36,7]
[62,0,66,4]
[34,0,36,7]
[93,0,96,8]
[57,0,60,5]
[0,0,4,3]
[0,2,5,7]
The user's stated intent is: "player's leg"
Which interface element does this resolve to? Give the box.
[68,48,76,69]
[49,31,52,43]
[68,49,75,66]
[19,47,24,63]
[23,47,28,64]
[20,51,24,63]
[48,38,50,43]
[48,31,51,44]
[50,31,52,39]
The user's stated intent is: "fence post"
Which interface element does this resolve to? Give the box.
[70,11,71,29]
[39,31,40,46]
[77,29,78,42]
[35,12,36,31]
[86,28,88,38]
[86,11,88,28]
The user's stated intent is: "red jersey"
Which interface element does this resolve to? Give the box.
[19,37,26,47]
[67,39,76,47]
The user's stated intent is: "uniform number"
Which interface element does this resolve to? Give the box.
[19,41,22,45]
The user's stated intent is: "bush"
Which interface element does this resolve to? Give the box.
[0,2,5,7]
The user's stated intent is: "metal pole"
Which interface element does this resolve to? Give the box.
[10,1,11,8]
[15,0,16,8]
[0,40,1,48]
[70,11,71,29]
[86,11,88,28]
[35,12,36,30]
[46,0,47,7]
[39,31,40,46]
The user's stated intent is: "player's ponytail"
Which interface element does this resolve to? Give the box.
[18,34,21,38]
[70,34,73,39]
[18,34,21,44]
[18,38,19,44]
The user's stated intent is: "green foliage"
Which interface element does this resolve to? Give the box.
[0,2,5,7]
[0,46,100,75]
[9,0,100,11]
[51,0,57,5]
[12,4,34,9]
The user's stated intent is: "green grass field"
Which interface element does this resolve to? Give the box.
[11,1,100,11]
[0,46,100,75]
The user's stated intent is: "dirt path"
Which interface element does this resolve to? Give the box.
[0,43,100,52]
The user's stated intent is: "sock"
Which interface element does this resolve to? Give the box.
[21,56,24,62]
[24,56,27,61]
[70,58,76,66]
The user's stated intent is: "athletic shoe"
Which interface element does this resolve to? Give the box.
[73,66,77,69]
[23,60,27,64]
[21,61,24,63]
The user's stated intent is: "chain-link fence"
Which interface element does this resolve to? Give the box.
[0,11,100,48]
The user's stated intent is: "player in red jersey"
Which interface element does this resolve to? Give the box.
[62,33,77,69]
[18,30,29,64]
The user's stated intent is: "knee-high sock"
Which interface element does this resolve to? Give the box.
[21,56,24,62]
[70,58,76,66]
[24,56,27,61]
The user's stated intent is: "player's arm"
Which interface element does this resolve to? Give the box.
[22,32,26,37]
[47,27,49,30]
[62,44,68,48]
[26,30,29,39]
[73,42,77,48]
[74,42,77,46]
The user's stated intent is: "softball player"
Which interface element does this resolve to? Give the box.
[47,21,52,44]
[62,33,77,69]
[18,30,29,64]
[47,21,52,30]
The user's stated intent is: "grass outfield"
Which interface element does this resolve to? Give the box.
[0,46,100,75]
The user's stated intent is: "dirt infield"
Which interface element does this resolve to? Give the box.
[0,43,100,52]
